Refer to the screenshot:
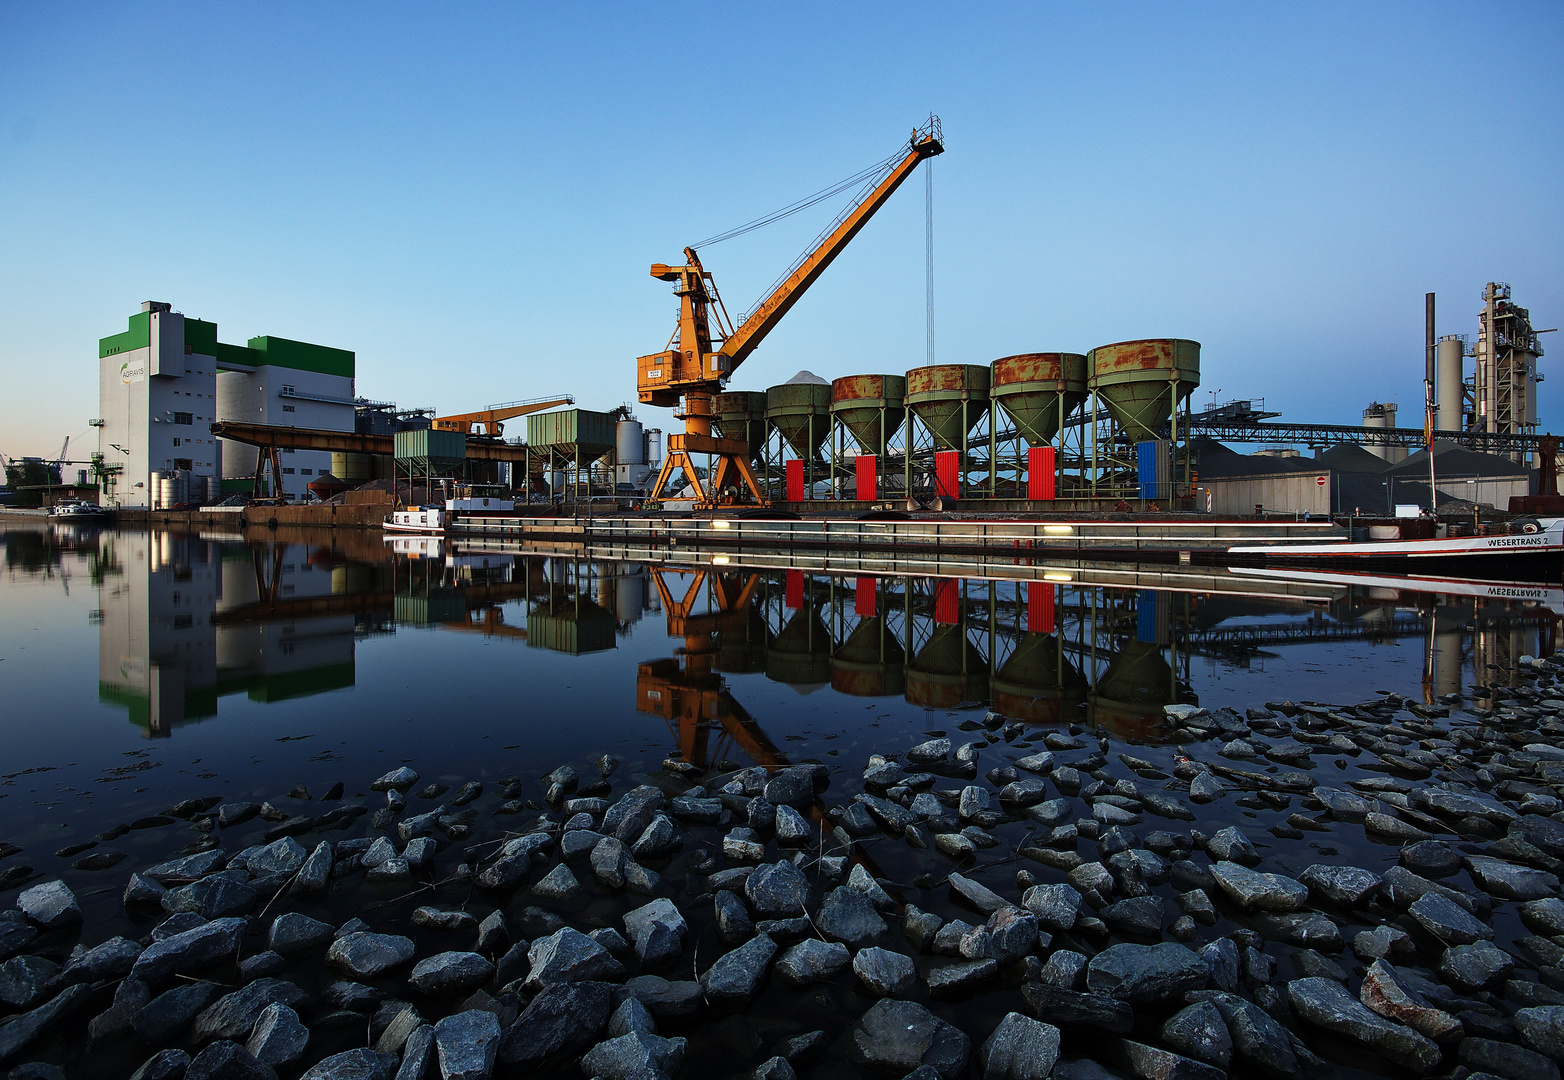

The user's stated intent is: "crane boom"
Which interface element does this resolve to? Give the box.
[638,118,943,509]
[431,395,574,436]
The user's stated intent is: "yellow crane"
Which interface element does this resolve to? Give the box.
[431,395,574,436]
[638,118,944,509]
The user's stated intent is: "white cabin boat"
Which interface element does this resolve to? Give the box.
[384,506,446,534]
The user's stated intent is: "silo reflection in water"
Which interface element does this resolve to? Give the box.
[906,625,989,708]
[831,617,906,697]
[991,632,1088,724]
[765,607,834,692]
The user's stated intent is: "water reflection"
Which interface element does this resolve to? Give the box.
[5,526,1560,751]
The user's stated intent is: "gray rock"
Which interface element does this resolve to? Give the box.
[1354,924,1415,962]
[1458,1037,1561,1080]
[394,1024,434,1080]
[1438,939,1514,991]
[409,951,493,996]
[1019,983,1133,1033]
[763,767,816,809]
[192,978,308,1042]
[961,906,1040,963]
[590,836,630,889]
[1200,938,1240,993]
[497,980,614,1066]
[1286,976,1439,1073]
[619,974,701,1022]
[1114,1039,1226,1080]
[88,974,151,1042]
[818,886,890,949]
[1086,942,1209,1002]
[124,873,168,906]
[849,998,970,1079]
[1206,826,1260,865]
[580,1031,688,1080]
[1465,855,1561,901]
[0,956,57,1010]
[1189,773,1224,803]
[1038,950,1088,990]
[1250,912,1342,952]
[1313,785,1374,822]
[853,947,917,996]
[1517,1006,1564,1065]
[162,875,259,920]
[531,862,582,902]
[1299,864,1381,908]
[410,907,476,933]
[749,1056,797,1080]
[948,871,1009,915]
[602,786,667,842]
[908,737,952,763]
[775,938,850,988]
[247,837,307,877]
[327,933,415,979]
[1100,896,1165,937]
[299,1048,397,1079]
[959,785,990,819]
[185,1041,277,1080]
[246,1002,309,1067]
[54,935,142,986]
[130,917,246,983]
[143,850,227,885]
[632,814,683,859]
[926,958,999,997]
[524,927,624,992]
[1161,1001,1232,1068]
[1359,960,1461,1041]
[1409,888,1494,947]
[607,997,656,1038]
[291,842,332,895]
[135,979,220,1045]
[746,861,813,918]
[269,912,335,955]
[979,1011,1061,1079]
[714,888,755,944]
[622,898,687,968]
[17,880,80,930]
[700,932,776,1005]
[0,984,91,1062]
[128,1049,193,1080]
[1424,788,1518,823]
[1210,991,1325,1080]
[433,1009,500,1080]
[1022,883,1082,931]
[371,767,419,791]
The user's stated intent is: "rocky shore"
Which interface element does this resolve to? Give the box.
[3,656,1564,1080]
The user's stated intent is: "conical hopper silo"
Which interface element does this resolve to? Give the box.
[765,607,833,688]
[766,383,833,458]
[1086,339,1200,442]
[905,625,989,708]
[714,392,768,462]
[991,632,1089,724]
[715,604,769,674]
[991,353,1088,446]
[830,616,906,697]
[904,364,990,451]
[1091,639,1178,741]
[830,375,906,454]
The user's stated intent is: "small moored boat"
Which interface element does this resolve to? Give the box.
[383,505,446,534]
[1228,517,1564,580]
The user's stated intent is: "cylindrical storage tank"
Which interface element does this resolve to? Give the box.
[616,421,644,465]
[149,470,163,510]
[830,375,907,454]
[904,625,988,707]
[765,608,833,687]
[1361,401,1406,463]
[830,617,906,697]
[645,428,663,465]
[766,383,833,458]
[332,453,373,484]
[714,393,768,461]
[206,475,221,502]
[1086,339,1200,441]
[990,353,1088,446]
[904,364,991,451]
[990,632,1089,724]
[1436,337,1464,433]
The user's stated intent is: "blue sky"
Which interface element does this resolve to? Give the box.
[2,2,1560,458]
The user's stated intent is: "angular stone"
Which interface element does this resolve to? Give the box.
[128,1049,192,1080]
[1287,976,1439,1073]
[602,786,667,843]
[497,980,614,1066]
[531,862,582,903]
[1516,1005,1564,1065]
[1206,826,1260,865]
[1161,1001,1232,1067]
[763,767,817,809]
[130,918,246,984]
[1359,960,1462,1041]
[246,1002,309,1067]
[817,886,889,949]
[775,938,850,988]
[0,955,58,1010]
[1438,939,1514,991]
[17,880,81,930]
[1022,883,1082,931]
[1086,942,1209,1003]
[948,871,1008,915]
[980,1011,1061,1080]
[961,906,1040,963]
[0,984,91,1062]
[746,861,813,918]
[247,837,307,877]
[409,951,493,996]
[1250,912,1343,953]
[54,935,142,986]
[134,979,220,1045]
[1019,983,1133,1033]
[926,958,999,998]
[622,898,688,969]
[192,978,308,1042]
[1465,855,1561,901]
[524,927,623,992]
[185,1041,277,1080]
[1114,1039,1227,1080]
[269,912,334,955]
[298,1048,397,1079]
[1299,864,1381,908]
[852,947,917,996]
[849,998,971,1079]
[1407,892,1493,945]
[371,767,419,791]
[327,933,415,979]
[580,1031,688,1080]
[619,974,701,1022]
[700,932,776,1006]
[1458,1037,1561,1080]
[433,1009,500,1080]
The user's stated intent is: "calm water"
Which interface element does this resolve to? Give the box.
[1,522,1558,1075]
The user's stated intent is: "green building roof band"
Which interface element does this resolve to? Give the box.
[99,311,150,358]
[99,310,355,378]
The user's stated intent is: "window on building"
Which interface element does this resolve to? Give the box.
[282,404,296,413]
[173,412,193,425]
[173,458,192,470]
[173,614,193,630]
[282,384,295,396]
[300,469,313,476]
[171,438,182,448]
[282,467,295,474]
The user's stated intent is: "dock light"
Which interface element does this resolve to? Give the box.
[711,520,732,530]
[711,555,730,564]
[1043,572,1072,582]
[1043,525,1073,535]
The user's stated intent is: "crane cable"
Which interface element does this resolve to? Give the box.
[691,148,905,250]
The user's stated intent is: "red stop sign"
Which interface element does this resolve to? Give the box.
[1316,476,1327,487]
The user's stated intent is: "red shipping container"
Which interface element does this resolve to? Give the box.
[1028,581,1055,633]
[1028,446,1056,501]
[856,455,877,501]
[786,459,804,503]
[934,578,959,625]
[935,450,960,498]
[855,576,876,618]
[785,570,804,610]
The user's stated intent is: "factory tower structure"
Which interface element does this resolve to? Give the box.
[97,302,355,507]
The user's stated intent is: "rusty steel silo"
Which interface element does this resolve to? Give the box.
[829,617,906,697]
[766,383,833,459]
[714,391,768,461]
[904,364,990,451]
[765,606,833,687]
[991,632,1089,724]
[904,625,989,708]
[990,353,1088,446]
[829,375,906,456]
[1086,339,1200,442]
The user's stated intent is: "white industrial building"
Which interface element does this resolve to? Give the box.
[98,302,355,506]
